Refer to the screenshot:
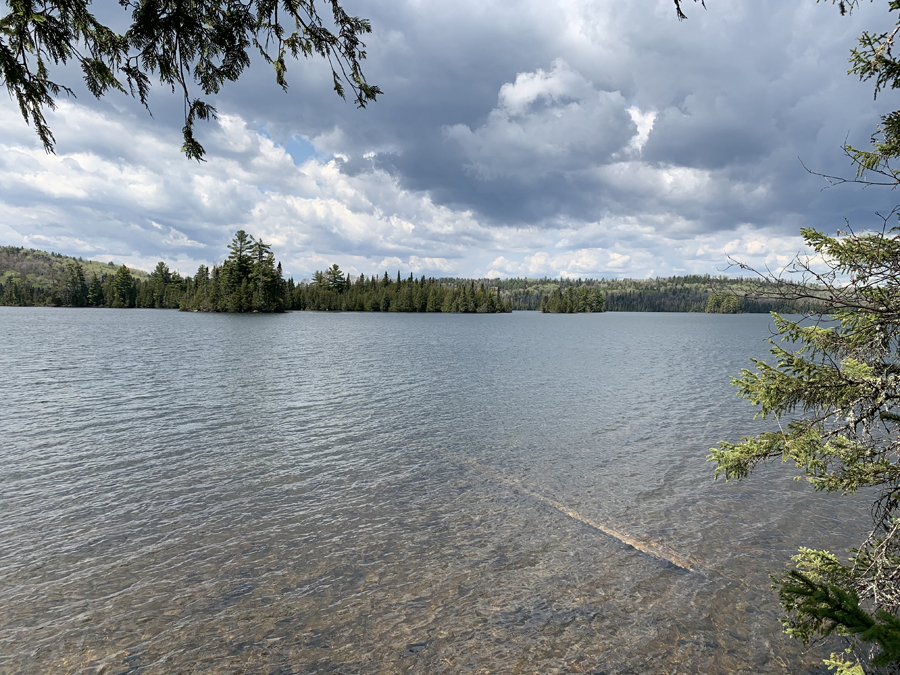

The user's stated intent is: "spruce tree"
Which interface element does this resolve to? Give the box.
[110,264,134,308]
[61,261,87,306]
[712,227,900,671]
[87,273,103,306]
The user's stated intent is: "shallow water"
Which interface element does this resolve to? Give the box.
[0,309,870,674]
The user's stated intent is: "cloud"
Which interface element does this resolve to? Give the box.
[162,227,205,248]
[0,105,509,278]
[0,0,895,280]
[627,108,657,153]
[443,59,637,180]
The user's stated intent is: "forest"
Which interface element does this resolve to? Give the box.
[501,275,821,314]
[288,265,511,313]
[0,233,816,314]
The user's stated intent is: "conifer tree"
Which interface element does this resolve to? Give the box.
[110,264,135,308]
[693,2,900,669]
[249,238,277,310]
[87,272,103,306]
[227,231,254,280]
[60,260,87,306]
[325,264,346,293]
[148,261,172,308]
[712,225,900,671]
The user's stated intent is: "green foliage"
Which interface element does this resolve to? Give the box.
[498,274,818,313]
[0,245,147,286]
[86,272,102,306]
[705,291,743,313]
[0,245,154,307]
[825,649,866,675]
[710,226,900,670]
[324,263,346,292]
[134,261,185,309]
[840,0,900,183]
[540,285,605,313]
[774,566,900,670]
[0,247,825,314]
[0,0,381,160]
[110,264,135,308]
[289,272,511,313]
[59,260,87,306]
[181,230,286,312]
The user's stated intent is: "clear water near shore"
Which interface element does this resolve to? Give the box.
[0,309,869,673]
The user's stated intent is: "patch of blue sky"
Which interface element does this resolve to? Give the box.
[252,124,323,166]
[283,135,319,165]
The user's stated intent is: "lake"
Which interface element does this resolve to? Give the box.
[0,308,869,674]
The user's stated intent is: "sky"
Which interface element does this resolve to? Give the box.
[1,0,897,281]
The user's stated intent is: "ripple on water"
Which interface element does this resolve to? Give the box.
[0,309,869,673]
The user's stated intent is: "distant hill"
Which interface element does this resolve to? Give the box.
[0,246,149,289]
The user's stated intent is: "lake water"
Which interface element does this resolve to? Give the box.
[0,308,870,674]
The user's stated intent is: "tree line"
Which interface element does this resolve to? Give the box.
[540,286,605,313]
[288,265,511,313]
[0,234,514,314]
[0,255,180,309]
[485,274,819,313]
[2,236,822,314]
